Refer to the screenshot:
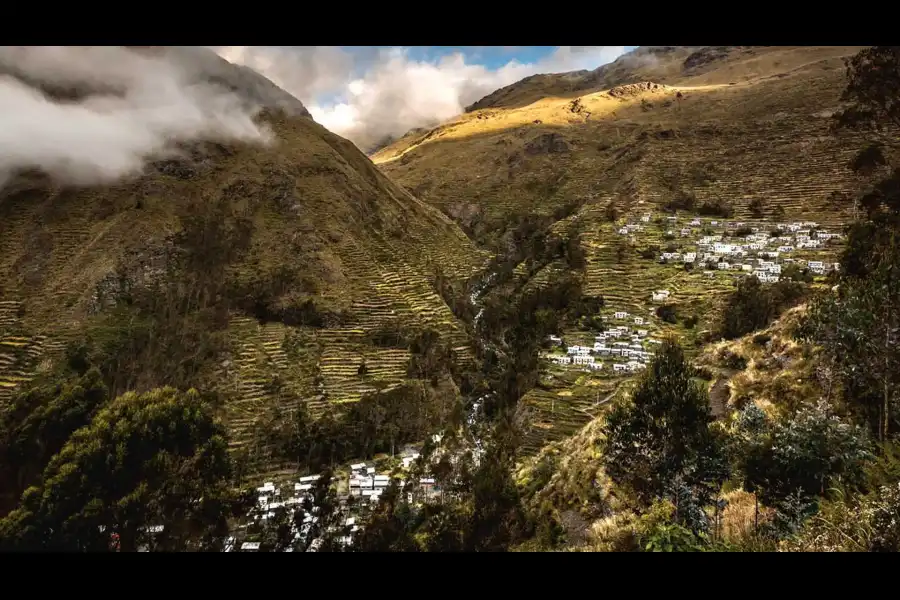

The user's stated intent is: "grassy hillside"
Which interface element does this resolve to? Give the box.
[373,45,885,452]
[374,47,871,242]
[0,51,489,483]
[515,305,827,550]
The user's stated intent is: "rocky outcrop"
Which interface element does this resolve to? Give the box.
[524,133,570,155]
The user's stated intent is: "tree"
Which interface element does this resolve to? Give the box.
[600,338,729,531]
[719,276,773,339]
[798,243,900,441]
[748,198,766,218]
[604,203,619,223]
[0,368,109,514]
[719,276,806,340]
[731,401,871,534]
[834,46,900,131]
[0,387,248,551]
[656,303,678,324]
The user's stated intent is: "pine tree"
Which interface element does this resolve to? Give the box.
[601,338,728,530]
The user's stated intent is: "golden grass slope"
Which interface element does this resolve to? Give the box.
[373,46,869,234]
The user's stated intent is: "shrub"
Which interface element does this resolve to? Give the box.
[697,199,734,218]
[748,198,766,218]
[656,304,678,324]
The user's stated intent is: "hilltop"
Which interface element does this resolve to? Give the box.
[0,47,489,483]
[373,47,872,237]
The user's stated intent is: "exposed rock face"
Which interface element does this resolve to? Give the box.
[524,133,570,155]
[682,46,751,71]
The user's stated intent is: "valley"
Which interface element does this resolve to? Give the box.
[2,44,900,553]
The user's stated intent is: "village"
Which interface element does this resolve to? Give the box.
[621,214,842,278]
[543,214,844,376]
[230,444,447,552]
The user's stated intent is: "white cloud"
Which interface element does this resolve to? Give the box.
[214,46,628,151]
[0,46,273,188]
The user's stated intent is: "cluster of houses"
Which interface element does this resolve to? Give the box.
[548,310,661,374]
[619,215,842,281]
[233,448,444,552]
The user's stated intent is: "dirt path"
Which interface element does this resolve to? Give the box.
[576,380,625,419]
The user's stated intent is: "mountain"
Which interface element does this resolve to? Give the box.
[0,47,488,481]
[373,45,883,451]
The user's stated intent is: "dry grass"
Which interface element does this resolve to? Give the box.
[696,305,825,417]
[375,46,868,236]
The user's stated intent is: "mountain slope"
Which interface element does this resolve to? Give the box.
[0,47,489,481]
[373,45,880,452]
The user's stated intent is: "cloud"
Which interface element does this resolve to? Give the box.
[0,46,273,189]
[214,46,628,151]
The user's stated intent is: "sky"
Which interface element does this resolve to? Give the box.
[214,46,638,151]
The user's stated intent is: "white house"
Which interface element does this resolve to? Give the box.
[634,317,645,326]
[683,253,697,263]
[614,311,629,320]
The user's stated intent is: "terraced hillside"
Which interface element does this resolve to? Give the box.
[373,47,871,244]
[0,47,489,482]
[374,45,878,452]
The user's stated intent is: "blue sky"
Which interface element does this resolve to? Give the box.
[356,46,640,70]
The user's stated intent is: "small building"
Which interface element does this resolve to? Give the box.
[241,542,261,552]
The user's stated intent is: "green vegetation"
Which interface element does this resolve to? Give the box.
[601,339,728,530]
[0,387,248,551]
[719,276,807,340]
